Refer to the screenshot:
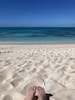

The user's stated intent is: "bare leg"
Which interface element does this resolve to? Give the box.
[26,86,36,100]
[36,87,46,100]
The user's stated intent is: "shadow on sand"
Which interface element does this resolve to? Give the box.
[33,93,53,100]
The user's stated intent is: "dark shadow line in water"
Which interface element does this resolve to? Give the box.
[27,33,75,38]
[0,30,75,38]
[27,34,48,38]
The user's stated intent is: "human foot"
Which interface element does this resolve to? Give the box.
[26,86,36,100]
[36,87,46,100]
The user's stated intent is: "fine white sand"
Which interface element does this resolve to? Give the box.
[0,44,75,100]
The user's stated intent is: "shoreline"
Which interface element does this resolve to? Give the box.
[0,41,75,45]
[0,42,75,49]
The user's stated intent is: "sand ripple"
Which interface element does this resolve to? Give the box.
[0,45,75,100]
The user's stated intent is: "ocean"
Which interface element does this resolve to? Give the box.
[0,27,75,43]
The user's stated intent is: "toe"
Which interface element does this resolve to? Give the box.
[26,86,36,100]
[38,87,45,92]
[33,86,36,91]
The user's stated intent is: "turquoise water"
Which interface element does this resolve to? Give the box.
[0,27,75,43]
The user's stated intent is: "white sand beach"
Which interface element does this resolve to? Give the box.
[0,44,75,100]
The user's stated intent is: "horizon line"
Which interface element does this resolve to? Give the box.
[0,26,75,28]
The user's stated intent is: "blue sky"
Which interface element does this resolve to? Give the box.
[0,0,75,27]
